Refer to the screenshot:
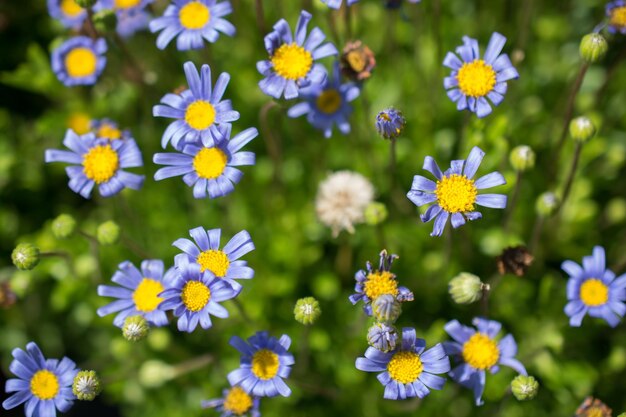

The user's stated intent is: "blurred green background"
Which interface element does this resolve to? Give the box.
[2,0,626,416]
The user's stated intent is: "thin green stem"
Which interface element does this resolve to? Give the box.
[254,0,267,35]
[343,4,352,41]
[558,141,583,213]
[503,170,523,232]
[389,138,397,191]
[259,101,283,186]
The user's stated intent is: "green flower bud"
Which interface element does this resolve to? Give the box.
[569,116,596,143]
[535,192,559,217]
[509,145,535,172]
[579,33,608,63]
[97,221,120,245]
[138,360,175,388]
[364,202,388,225]
[123,316,150,342]
[11,243,40,271]
[511,375,539,401]
[52,214,77,239]
[372,294,402,324]
[74,0,97,7]
[93,9,117,33]
[448,272,486,304]
[72,370,102,401]
[294,297,321,325]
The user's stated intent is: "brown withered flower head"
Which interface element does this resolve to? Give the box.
[575,397,612,417]
[0,282,17,308]
[496,246,534,277]
[340,41,376,82]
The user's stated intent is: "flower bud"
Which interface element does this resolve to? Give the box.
[74,0,97,7]
[138,360,175,388]
[448,272,486,304]
[367,323,398,352]
[535,192,559,217]
[72,370,102,401]
[511,375,539,401]
[496,246,534,277]
[509,145,535,172]
[93,9,118,33]
[364,202,388,226]
[52,214,77,239]
[579,33,608,63]
[97,220,120,245]
[569,116,596,143]
[123,316,150,342]
[372,294,402,324]
[375,108,406,140]
[11,243,40,271]
[294,297,321,325]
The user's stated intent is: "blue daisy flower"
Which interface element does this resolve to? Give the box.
[562,246,626,328]
[607,1,626,34]
[349,250,414,316]
[375,107,406,139]
[321,0,359,9]
[90,118,132,141]
[153,125,256,199]
[149,0,235,50]
[97,259,176,328]
[407,146,507,237]
[443,318,527,406]
[51,36,107,87]
[443,32,518,118]
[153,61,240,150]
[257,10,338,100]
[227,331,295,398]
[97,0,153,37]
[2,342,78,417]
[287,61,360,138]
[201,386,260,417]
[47,0,87,29]
[158,256,237,332]
[45,129,145,199]
[173,226,254,294]
[355,327,450,400]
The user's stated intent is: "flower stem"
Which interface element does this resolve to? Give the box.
[254,0,267,35]
[343,3,352,41]
[503,170,523,232]
[558,141,583,212]
[259,101,283,186]
[171,354,213,378]
[232,297,254,326]
[528,216,544,253]
[389,137,397,191]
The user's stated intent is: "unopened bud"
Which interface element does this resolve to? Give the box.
[569,116,596,143]
[367,323,398,352]
[449,272,486,304]
[579,33,608,63]
[72,370,102,401]
[11,243,40,271]
[511,375,539,401]
[123,316,150,342]
[52,214,77,239]
[364,202,388,226]
[535,192,559,217]
[372,294,402,324]
[294,297,321,325]
[509,145,535,172]
[97,221,120,245]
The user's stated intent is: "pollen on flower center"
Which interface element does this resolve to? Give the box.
[65,47,97,78]
[179,1,210,29]
[97,124,122,140]
[580,278,609,307]
[132,278,165,312]
[387,351,423,384]
[185,100,216,131]
[610,6,626,27]
[364,271,399,300]
[82,144,119,184]
[456,59,497,98]
[346,50,366,72]
[316,89,342,114]
[30,370,59,400]
[435,174,477,213]
[223,386,254,416]
[193,147,227,179]
[196,249,230,277]
[271,43,313,80]
[181,281,211,312]
[60,0,83,16]
[251,349,279,380]
[114,0,142,9]
[462,333,500,370]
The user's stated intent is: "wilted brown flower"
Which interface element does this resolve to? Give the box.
[340,41,376,82]
[496,246,534,276]
[0,282,17,308]
[575,397,612,417]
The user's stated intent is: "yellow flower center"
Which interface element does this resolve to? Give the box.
[132,278,165,313]
[364,271,399,301]
[181,281,211,312]
[193,147,227,180]
[251,349,279,380]
[96,123,122,140]
[67,112,91,135]
[114,0,142,9]
[462,333,500,370]
[316,89,342,114]
[65,47,98,78]
[196,249,230,277]
[60,0,83,16]
[82,144,119,184]
[179,1,210,29]
[30,370,59,400]
[580,278,609,307]
[223,386,254,416]
[584,408,609,417]
[185,100,216,131]
[610,6,626,27]
[456,59,497,98]
[346,50,366,72]
[435,174,477,213]
[387,351,423,384]
[271,43,313,80]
